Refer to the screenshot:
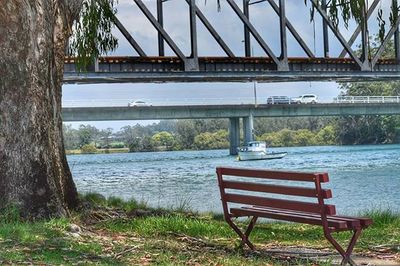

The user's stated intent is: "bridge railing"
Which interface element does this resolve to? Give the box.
[63,97,400,107]
[62,97,258,107]
[334,96,400,104]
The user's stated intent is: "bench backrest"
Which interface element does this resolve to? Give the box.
[216,167,335,217]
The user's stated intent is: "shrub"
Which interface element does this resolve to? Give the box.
[292,129,317,146]
[259,129,319,147]
[315,125,337,145]
[80,143,97,154]
[194,130,229,150]
[110,142,125,148]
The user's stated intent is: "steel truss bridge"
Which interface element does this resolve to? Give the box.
[64,0,400,84]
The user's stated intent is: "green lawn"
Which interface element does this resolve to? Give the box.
[0,195,399,265]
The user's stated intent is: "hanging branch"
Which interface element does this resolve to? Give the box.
[307,0,363,28]
[378,9,386,42]
[307,0,399,42]
[69,0,119,71]
[390,0,400,26]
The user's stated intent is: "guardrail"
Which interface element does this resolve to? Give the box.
[334,96,400,104]
[62,96,400,107]
[62,98,257,107]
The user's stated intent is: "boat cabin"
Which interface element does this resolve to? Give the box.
[238,141,267,152]
[247,141,266,148]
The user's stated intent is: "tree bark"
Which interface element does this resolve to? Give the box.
[0,0,81,219]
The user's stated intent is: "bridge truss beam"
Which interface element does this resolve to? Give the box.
[64,0,400,84]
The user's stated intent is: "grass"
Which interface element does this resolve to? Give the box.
[0,218,117,265]
[0,196,399,265]
[80,193,148,211]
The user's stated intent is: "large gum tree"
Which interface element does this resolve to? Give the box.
[0,0,116,219]
[0,0,398,219]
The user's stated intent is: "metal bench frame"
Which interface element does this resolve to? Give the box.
[217,167,373,266]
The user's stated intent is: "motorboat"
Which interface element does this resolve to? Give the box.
[237,141,287,161]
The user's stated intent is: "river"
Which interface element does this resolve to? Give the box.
[67,144,400,215]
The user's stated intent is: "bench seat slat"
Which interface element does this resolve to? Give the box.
[222,180,332,199]
[230,207,348,229]
[330,215,373,227]
[225,193,336,215]
[218,167,329,183]
[248,206,364,229]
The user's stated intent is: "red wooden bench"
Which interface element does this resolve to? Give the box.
[216,167,373,266]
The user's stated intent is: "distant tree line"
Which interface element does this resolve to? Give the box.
[335,78,400,145]
[63,112,400,154]
[63,120,232,153]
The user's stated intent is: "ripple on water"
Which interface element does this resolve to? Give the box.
[68,144,400,215]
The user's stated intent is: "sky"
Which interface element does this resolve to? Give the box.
[63,0,392,130]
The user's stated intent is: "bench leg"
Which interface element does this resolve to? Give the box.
[243,216,258,248]
[325,229,362,266]
[226,216,258,250]
[341,229,362,266]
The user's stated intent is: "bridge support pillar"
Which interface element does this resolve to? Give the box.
[243,114,254,145]
[229,117,240,155]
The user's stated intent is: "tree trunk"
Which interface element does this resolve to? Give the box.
[0,0,82,219]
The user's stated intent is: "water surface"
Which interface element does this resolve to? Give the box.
[67,145,400,214]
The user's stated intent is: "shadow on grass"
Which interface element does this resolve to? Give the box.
[0,220,123,265]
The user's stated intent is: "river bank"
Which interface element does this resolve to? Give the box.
[1,195,399,265]
[66,148,130,155]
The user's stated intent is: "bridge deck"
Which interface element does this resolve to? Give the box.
[63,57,400,84]
[62,103,400,121]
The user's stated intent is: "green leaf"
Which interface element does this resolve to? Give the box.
[69,0,119,71]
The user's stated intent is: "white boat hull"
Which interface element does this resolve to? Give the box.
[238,151,287,161]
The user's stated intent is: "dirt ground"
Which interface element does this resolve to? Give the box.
[257,245,400,265]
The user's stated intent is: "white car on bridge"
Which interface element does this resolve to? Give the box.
[292,94,318,104]
[128,100,151,107]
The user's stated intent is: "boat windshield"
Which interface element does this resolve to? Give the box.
[248,142,266,148]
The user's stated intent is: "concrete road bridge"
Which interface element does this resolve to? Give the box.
[65,0,400,84]
[62,101,400,154]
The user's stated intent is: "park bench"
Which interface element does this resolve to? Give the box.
[216,167,373,266]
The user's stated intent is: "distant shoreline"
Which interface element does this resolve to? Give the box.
[65,143,399,155]
[66,148,129,155]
